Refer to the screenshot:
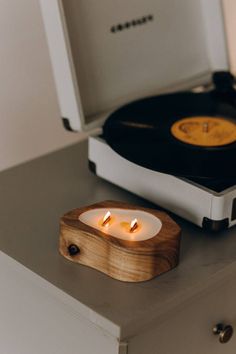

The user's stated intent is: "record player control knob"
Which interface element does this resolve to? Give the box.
[213,323,234,344]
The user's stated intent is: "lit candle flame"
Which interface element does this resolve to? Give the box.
[130,218,138,233]
[102,211,111,226]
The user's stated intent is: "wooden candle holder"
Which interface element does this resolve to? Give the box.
[59,201,181,282]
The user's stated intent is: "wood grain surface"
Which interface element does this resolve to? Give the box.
[59,201,181,282]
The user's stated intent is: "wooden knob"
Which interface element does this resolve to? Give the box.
[213,323,234,344]
[68,244,80,256]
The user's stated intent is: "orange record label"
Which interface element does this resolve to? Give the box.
[171,116,236,147]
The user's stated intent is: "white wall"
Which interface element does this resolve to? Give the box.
[0,0,84,172]
[223,0,236,73]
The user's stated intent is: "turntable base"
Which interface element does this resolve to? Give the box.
[89,136,236,231]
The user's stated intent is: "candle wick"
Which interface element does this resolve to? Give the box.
[130,218,138,233]
[102,211,111,226]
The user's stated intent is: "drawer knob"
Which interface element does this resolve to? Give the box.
[213,323,234,344]
[68,244,80,256]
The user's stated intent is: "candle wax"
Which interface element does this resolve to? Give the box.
[79,208,162,241]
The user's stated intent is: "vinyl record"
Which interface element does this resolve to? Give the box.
[103,72,236,179]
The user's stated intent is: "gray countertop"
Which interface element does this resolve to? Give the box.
[1,140,236,339]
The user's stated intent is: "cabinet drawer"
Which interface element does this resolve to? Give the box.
[129,275,236,354]
[0,252,120,354]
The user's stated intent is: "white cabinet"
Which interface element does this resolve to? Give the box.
[0,252,121,354]
[129,275,236,354]
[1,251,236,354]
[1,142,236,354]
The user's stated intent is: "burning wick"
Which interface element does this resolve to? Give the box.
[130,218,138,233]
[102,211,111,227]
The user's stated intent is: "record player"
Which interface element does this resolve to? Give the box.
[40,0,236,231]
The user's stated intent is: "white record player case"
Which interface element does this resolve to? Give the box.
[39,0,236,230]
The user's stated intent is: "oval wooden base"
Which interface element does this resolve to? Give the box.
[59,201,181,282]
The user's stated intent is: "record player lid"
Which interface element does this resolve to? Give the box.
[40,0,229,132]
